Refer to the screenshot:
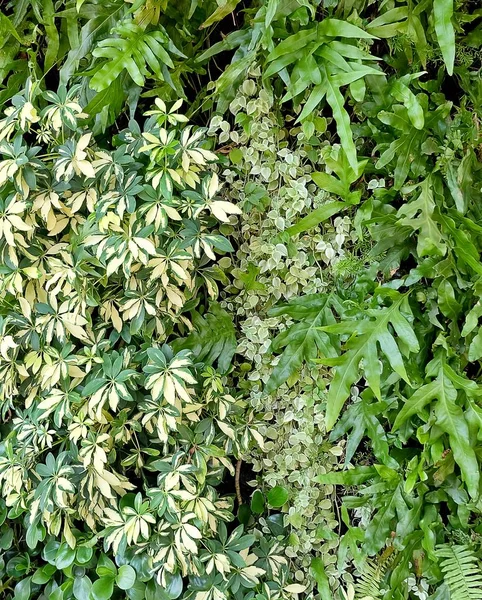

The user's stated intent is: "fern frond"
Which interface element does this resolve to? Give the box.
[355,550,396,600]
[436,545,482,600]
[90,20,181,92]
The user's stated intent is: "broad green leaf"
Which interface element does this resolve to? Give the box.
[297,83,327,121]
[40,0,60,72]
[437,280,461,320]
[116,565,136,590]
[310,558,333,598]
[0,13,22,49]
[391,80,424,130]
[90,23,179,92]
[96,554,117,578]
[393,379,441,429]
[91,577,115,600]
[286,201,346,236]
[55,543,76,569]
[314,466,377,485]
[32,564,56,585]
[364,485,403,555]
[266,28,318,65]
[84,78,124,120]
[76,546,94,564]
[324,67,358,172]
[469,329,482,362]
[13,577,31,600]
[214,50,257,96]
[267,486,289,507]
[445,162,466,214]
[161,572,183,599]
[73,576,92,600]
[397,176,446,256]
[312,174,346,197]
[367,7,408,38]
[439,214,482,275]
[330,392,398,468]
[317,19,377,39]
[433,0,455,75]
[250,490,265,514]
[200,0,242,28]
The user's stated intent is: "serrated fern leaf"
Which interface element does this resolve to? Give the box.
[393,350,479,498]
[397,175,446,256]
[319,289,419,430]
[264,294,339,394]
[90,21,178,92]
[436,545,482,600]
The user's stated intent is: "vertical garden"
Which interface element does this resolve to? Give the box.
[0,0,481,599]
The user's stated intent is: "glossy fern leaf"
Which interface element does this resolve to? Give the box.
[90,20,182,91]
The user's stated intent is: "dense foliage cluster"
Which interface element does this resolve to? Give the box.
[0,0,481,599]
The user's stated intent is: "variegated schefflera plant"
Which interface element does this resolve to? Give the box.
[0,83,292,600]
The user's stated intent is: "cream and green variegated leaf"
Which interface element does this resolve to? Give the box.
[148,452,198,493]
[0,87,277,592]
[81,351,137,419]
[103,493,156,554]
[138,184,183,232]
[41,86,87,132]
[94,173,144,220]
[0,195,32,248]
[148,243,191,284]
[139,395,180,442]
[119,285,165,335]
[54,134,96,181]
[37,385,80,427]
[35,295,90,344]
[33,452,75,512]
[180,221,234,261]
[196,173,242,223]
[140,119,218,191]
[144,98,189,127]
[0,137,43,196]
[84,215,157,277]
[143,347,197,405]
[92,145,140,189]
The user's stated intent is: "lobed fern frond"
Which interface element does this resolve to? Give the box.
[90,19,183,92]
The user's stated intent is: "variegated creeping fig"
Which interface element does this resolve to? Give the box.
[0,1,481,600]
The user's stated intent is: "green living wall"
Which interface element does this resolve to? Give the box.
[0,1,481,599]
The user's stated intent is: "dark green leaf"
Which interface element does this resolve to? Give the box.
[267,486,289,508]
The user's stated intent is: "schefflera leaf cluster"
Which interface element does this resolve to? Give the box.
[0,85,290,600]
